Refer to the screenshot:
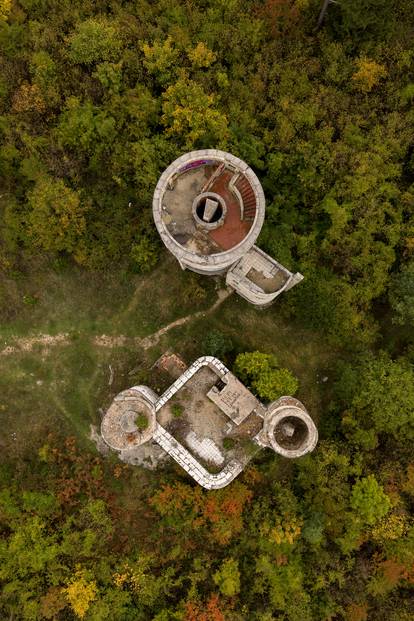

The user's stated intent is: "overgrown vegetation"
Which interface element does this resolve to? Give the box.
[234,351,299,401]
[135,412,148,431]
[171,403,184,418]
[1,0,414,619]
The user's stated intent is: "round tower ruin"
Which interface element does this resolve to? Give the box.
[101,386,157,452]
[152,149,266,275]
[261,396,318,458]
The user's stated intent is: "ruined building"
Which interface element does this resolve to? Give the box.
[153,149,303,306]
[101,356,318,490]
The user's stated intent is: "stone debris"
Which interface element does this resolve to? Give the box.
[185,431,224,466]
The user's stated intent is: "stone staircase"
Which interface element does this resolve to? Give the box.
[235,176,256,221]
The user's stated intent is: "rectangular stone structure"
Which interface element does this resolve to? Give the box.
[203,198,219,222]
[207,371,260,425]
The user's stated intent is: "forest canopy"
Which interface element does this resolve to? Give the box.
[1,0,414,619]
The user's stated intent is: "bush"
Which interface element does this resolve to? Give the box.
[223,437,235,450]
[130,237,159,273]
[135,413,148,431]
[171,404,183,418]
[234,351,299,402]
[202,329,233,358]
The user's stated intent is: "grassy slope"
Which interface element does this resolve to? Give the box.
[0,250,336,463]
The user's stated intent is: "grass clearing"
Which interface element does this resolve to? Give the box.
[0,252,338,464]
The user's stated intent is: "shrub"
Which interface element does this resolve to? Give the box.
[130,237,159,273]
[223,437,235,450]
[171,404,183,418]
[202,329,233,358]
[135,413,148,431]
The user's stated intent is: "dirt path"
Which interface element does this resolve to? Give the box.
[0,288,232,357]
[138,288,231,350]
[0,333,70,357]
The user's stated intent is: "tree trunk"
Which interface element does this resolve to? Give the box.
[316,0,331,29]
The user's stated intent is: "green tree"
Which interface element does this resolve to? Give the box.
[234,351,298,401]
[213,558,240,596]
[350,475,391,526]
[337,353,414,445]
[254,367,299,402]
[26,177,86,254]
[389,259,414,326]
[56,97,117,155]
[68,19,122,65]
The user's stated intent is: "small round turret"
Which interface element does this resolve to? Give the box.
[101,387,157,451]
[262,397,318,458]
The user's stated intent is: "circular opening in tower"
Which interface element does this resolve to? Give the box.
[273,416,309,451]
[196,197,223,223]
[191,192,227,230]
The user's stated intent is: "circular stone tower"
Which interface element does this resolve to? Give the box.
[101,387,157,452]
[152,150,266,275]
[261,396,318,458]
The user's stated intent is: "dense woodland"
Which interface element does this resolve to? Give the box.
[1,0,414,619]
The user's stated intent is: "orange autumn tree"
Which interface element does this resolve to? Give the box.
[150,481,252,545]
[185,594,225,621]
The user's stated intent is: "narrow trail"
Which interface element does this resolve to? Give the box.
[138,288,231,349]
[0,333,70,357]
[0,288,233,357]
[94,287,232,350]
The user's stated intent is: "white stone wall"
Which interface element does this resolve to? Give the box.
[226,245,304,306]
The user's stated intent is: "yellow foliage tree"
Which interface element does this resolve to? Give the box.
[162,78,228,148]
[27,176,86,254]
[112,558,161,608]
[187,42,217,68]
[12,83,46,114]
[0,0,11,22]
[370,513,410,542]
[352,57,387,93]
[270,515,303,545]
[63,569,97,619]
[142,36,179,85]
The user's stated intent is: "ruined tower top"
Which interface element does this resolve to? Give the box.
[153,149,266,275]
[153,149,303,306]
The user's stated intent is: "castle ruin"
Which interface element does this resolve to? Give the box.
[101,356,318,490]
